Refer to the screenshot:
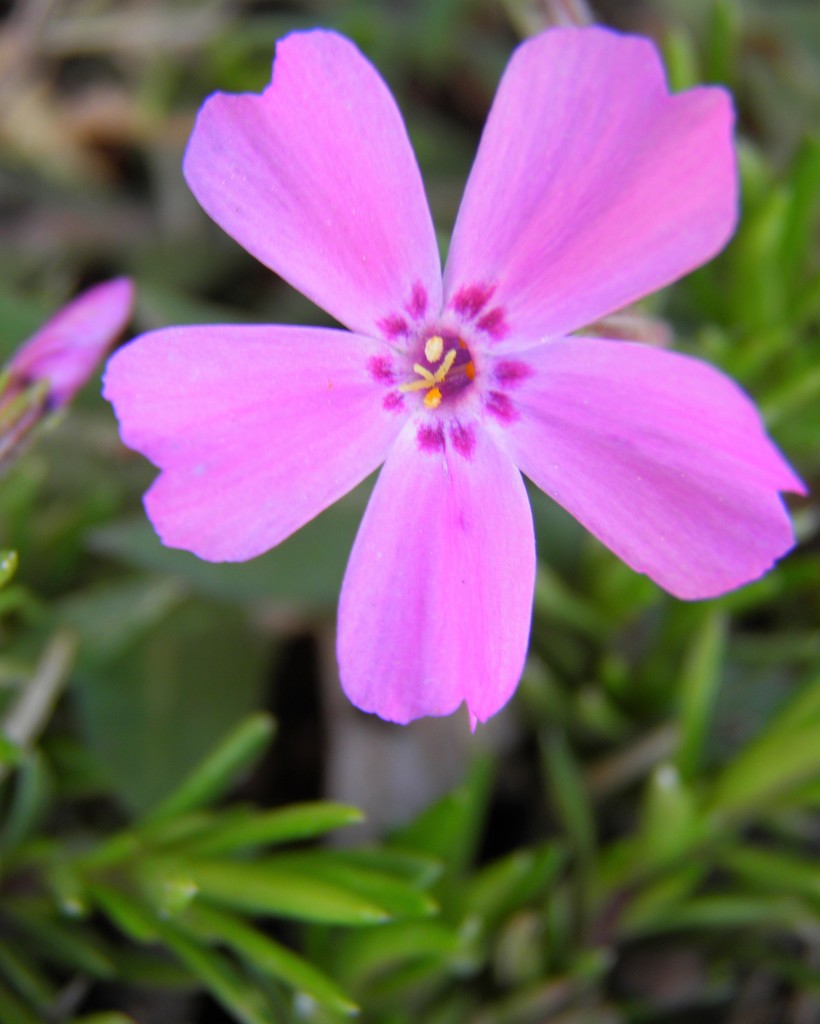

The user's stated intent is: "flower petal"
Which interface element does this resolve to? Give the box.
[183,30,441,338]
[9,278,134,408]
[490,337,804,599]
[444,27,737,343]
[337,418,535,725]
[104,325,406,561]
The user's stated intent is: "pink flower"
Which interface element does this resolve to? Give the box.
[5,278,135,411]
[103,28,804,726]
[1,278,134,466]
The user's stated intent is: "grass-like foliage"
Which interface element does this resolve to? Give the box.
[0,0,818,1021]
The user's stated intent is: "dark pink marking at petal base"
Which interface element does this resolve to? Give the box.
[450,421,476,460]
[494,360,534,387]
[417,422,446,452]
[377,313,409,340]
[383,390,404,412]
[406,282,428,320]
[476,307,508,339]
[367,354,395,383]
[485,391,517,424]
[451,282,494,320]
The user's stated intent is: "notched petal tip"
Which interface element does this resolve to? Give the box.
[182,28,440,336]
[445,25,741,342]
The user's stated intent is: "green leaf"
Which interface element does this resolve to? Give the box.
[328,919,459,989]
[184,859,392,925]
[780,137,820,290]
[676,610,726,779]
[0,941,55,1013]
[88,883,160,944]
[389,755,493,876]
[0,976,41,1024]
[183,802,363,857]
[464,843,566,925]
[89,488,367,607]
[705,0,740,87]
[709,676,820,818]
[0,550,18,589]
[143,713,276,828]
[662,28,701,91]
[269,851,438,919]
[2,902,115,977]
[72,1015,138,1024]
[540,729,595,863]
[151,917,281,1024]
[57,576,184,665]
[624,894,815,935]
[637,764,701,868]
[72,599,269,814]
[0,751,53,854]
[723,846,820,903]
[186,903,358,1016]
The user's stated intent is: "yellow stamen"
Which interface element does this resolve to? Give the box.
[437,348,457,380]
[424,335,444,363]
[397,346,460,406]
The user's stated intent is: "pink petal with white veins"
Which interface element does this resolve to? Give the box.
[104,325,405,562]
[10,278,134,407]
[444,27,737,344]
[338,418,535,725]
[490,338,804,599]
[184,30,441,338]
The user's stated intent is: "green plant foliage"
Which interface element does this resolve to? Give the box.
[0,0,817,1021]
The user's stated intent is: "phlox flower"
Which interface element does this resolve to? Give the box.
[104,28,804,727]
[1,278,134,465]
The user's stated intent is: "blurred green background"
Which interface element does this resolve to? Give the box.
[0,1,818,1022]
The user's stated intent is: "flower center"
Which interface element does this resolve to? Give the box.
[397,332,476,410]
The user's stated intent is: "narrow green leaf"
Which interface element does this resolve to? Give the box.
[0,941,55,1012]
[705,0,740,86]
[2,902,114,977]
[625,894,813,935]
[186,859,391,925]
[0,733,22,769]
[0,550,18,589]
[0,750,52,853]
[780,137,820,288]
[464,843,566,924]
[269,852,438,919]
[723,846,820,902]
[186,903,358,1016]
[676,611,726,779]
[152,918,280,1024]
[662,28,701,92]
[185,802,364,857]
[319,847,443,888]
[639,763,702,868]
[540,730,595,862]
[0,976,41,1024]
[143,713,276,828]
[619,862,706,933]
[389,755,493,876]
[88,883,160,944]
[329,919,459,989]
[709,716,820,818]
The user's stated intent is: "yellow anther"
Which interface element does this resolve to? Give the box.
[424,335,444,363]
[397,345,459,405]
